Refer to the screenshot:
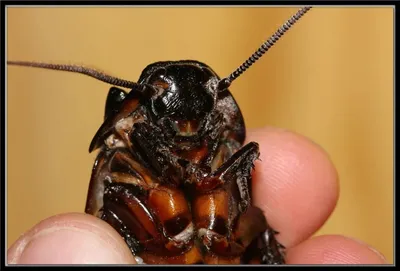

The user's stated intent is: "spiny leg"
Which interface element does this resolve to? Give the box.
[130,121,186,186]
[86,147,201,263]
[85,147,158,216]
[258,225,286,264]
[101,182,152,255]
[191,142,259,260]
[103,182,202,263]
[191,141,285,264]
[189,142,259,206]
[193,192,271,263]
[103,180,202,262]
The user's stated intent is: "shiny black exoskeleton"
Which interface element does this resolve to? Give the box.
[84,61,284,264]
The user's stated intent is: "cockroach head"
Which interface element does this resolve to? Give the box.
[137,60,220,121]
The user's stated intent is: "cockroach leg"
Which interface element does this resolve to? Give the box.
[85,147,156,216]
[102,182,198,260]
[258,224,286,264]
[87,147,200,262]
[190,142,259,205]
[191,141,285,263]
[130,121,186,186]
[85,149,109,216]
[101,182,154,255]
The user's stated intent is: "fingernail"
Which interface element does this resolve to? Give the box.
[14,227,126,264]
[347,236,388,264]
[8,213,136,265]
[367,246,388,263]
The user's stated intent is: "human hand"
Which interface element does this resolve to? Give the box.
[7,127,388,264]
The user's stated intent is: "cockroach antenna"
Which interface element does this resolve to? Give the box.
[6,61,139,89]
[7,6,312,92]
[217,6,313,91]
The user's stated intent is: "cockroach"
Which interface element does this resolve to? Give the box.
[7,6,312,264]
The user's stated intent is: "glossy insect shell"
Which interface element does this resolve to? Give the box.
[88,60,245,154]
[84,60,285,264]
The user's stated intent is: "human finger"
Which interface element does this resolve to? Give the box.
[247,127,339,248]
[286,235,388,264]
[7,213,136,264]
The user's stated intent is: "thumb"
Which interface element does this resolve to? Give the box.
[8,213,137,264]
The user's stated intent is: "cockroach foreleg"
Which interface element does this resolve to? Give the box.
[130,122,186,186]
[190,142,259,261]
[200,112,225,165]
[189,142,258,200]
[191,141,285,264]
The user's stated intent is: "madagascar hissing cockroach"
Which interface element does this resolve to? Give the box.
[7,6,312,264]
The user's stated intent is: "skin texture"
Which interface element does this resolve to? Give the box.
[7,127,388,265]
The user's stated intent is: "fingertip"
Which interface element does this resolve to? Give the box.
[286,235,388,264]
[247,127,339,247]
[7,213,136,265]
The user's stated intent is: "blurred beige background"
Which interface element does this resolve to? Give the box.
[6,7,393,263]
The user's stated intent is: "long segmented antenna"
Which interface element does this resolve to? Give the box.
[6,61,139,89]
[217,6,312,91]
[8,7,311,91]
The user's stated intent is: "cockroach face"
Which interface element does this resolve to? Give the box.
[139,62,219,143]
